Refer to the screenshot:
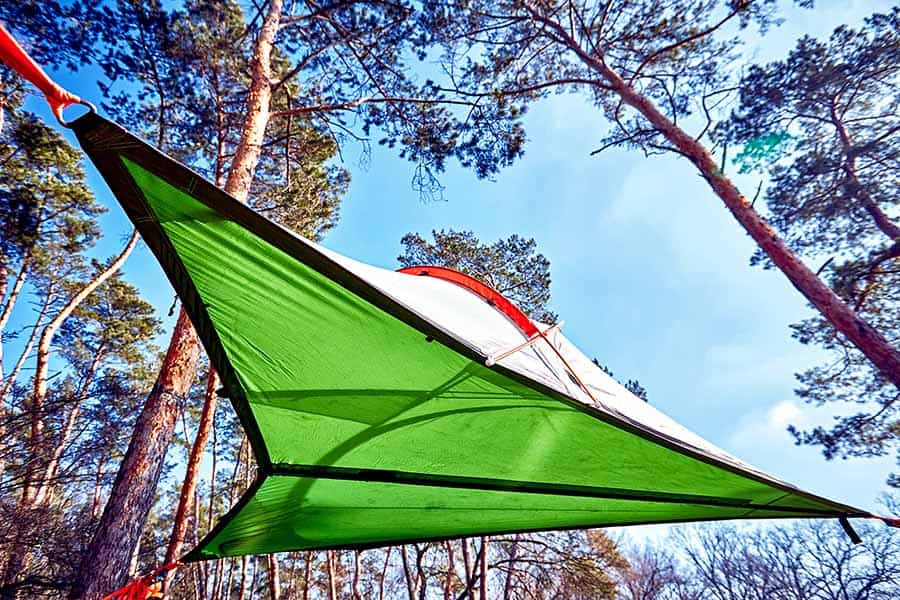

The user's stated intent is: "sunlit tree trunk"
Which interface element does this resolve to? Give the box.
[25,230,137,504]
[70,0,284,595]
[267,554,281,600]
[327,552,338,600]
[0,258,29,388]
[249,555,260,600]
[461,539,475,600]
[352,551,362,600]
[238,556,250,600]
[0,286,51,406]
[302,554,312,600]
[91,455,106,520]
[129,536,141,579]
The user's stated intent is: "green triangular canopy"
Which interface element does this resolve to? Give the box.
[72,113,867,561]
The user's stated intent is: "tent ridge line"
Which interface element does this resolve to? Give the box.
[266,463,854,516]
[186,511,851,557]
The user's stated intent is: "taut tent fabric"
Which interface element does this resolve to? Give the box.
[71,112,868,561]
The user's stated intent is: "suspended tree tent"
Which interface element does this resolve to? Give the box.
[0,21,888,572]
[69,111,877,559]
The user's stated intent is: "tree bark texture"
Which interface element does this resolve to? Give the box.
[267,553,281,600]
[70,308,200,599]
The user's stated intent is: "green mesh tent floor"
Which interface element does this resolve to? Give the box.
[72,112,869,561]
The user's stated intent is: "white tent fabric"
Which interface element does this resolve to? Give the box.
[314,243,785,488]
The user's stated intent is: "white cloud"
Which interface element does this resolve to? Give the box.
[729,400,808,450]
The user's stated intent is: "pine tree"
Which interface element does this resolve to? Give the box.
[0,100,106,482]
[724,10,900,472]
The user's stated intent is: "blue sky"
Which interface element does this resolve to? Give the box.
[19,0,897,536]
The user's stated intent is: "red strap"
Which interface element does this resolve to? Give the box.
[101,562,181,600]
[0,21,87,123]
[871,515,900,529]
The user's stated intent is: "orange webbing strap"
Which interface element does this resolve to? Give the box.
[0,21,93,125]
[101,562,182,600]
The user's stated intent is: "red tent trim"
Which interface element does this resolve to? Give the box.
[397,265,540,338]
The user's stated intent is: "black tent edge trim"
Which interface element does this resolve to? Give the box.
[267,463,866,517]
[72,112,871,559]
[184,501,852,560]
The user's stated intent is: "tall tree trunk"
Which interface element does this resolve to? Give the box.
[401,546,415,600]
[501,536,518,600]
[0,257,29,390]
[0,257,29,482]
[352,551,362,600]
[267,554,281,600]
[0,257,29,340]
[478,538,487,600]
[415,546,427,600]
[533,13,900,388]
[326,552,338,600]
[26,231,138,501]
[70,0,284,595]
[223,437,247,600]
[461,539,475,600]
[222,0,281,200]
[302,554,312,600]
[444,541,454,600]
[163,370,219,596]
[223,557,236,600]
[249,556,260,600]
[0,286,51,405]
[238,556,250,600]
[70,307,200,600]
